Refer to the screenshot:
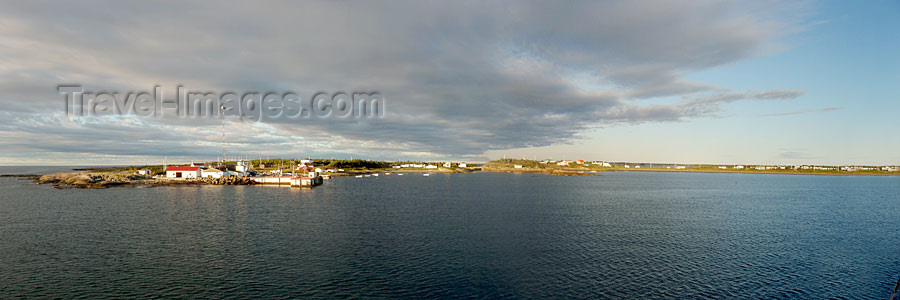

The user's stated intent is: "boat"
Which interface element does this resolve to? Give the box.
[423,173,430,176]
[355,175,363,178]
[398,174,404,176]
[373,174,379,177]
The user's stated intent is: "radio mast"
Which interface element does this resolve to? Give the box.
[221,105,226,163]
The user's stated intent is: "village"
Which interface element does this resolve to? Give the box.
[486,158,900,175]
[131,158,477,188]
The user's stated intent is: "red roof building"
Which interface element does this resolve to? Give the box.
[166,166,200,172]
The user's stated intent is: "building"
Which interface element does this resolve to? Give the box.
[166,166,201,179]
[236,161,251,173]
[202,168,224,178]
[425,165,438,169]
[443,162,452,168]
[458,163,467,168]
[137,169,152,176]
[514,165,523,169]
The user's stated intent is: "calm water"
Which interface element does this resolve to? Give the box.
[2,169,900,299]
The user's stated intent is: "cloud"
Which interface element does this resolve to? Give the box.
[762,106,842,117]
[0,1,813,161]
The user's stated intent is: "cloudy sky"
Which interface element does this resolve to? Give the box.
[0,1,898,165]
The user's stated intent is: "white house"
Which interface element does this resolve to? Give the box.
[202,168,224,178]
[137,169,152,176]
[557,161,570,166]
[166,166,201,179]
[718,166,727,169]
[734,165,745,169]
[458,163,467,168]
[514,165,523,169]
[425,165,438,169]
[443,162,452,168]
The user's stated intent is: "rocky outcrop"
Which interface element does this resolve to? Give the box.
[196,176,256,185]
[38,172,151,188]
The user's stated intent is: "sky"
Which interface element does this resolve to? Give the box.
[0,0,897,165]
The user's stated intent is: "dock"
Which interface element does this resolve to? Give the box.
[249,175,323,187]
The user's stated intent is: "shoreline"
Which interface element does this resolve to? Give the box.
[482,167,900,176]
[15,165,900,189]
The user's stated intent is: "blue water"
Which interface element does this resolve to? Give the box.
[1,170,900,299]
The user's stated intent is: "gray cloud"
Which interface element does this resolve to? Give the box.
[0,1,811,161]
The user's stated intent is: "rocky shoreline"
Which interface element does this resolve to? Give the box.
[34,171,260,189]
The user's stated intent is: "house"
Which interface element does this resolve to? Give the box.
[443,162,452,168]
[675,165,686,169]
[425,165,438,169]
[137,169,152,176]
[514,165,523,169]
[718,166,727,169]
[202,168,224,178]
[458,163,467,168]
[557,160,570,166]
[602,162,612,167]
[166,166,201,179]
[576,160,585,164]
[734,165,745,169]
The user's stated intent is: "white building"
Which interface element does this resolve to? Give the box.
[137,169,152,175]
[718,166,727,169]
[236,161,250,173]
[514,165,523,169]
[202,168,224,178]
[166,166,201,179]
[458,163,467,168]
[425,165,438,169]
[734,165,745,169]
[443,162,452,168]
